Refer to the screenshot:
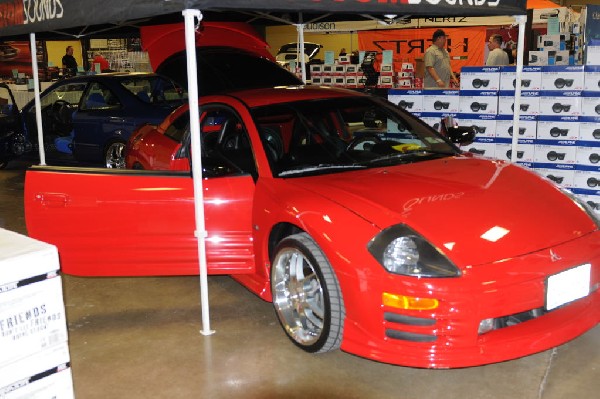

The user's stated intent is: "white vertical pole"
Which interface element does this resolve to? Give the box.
[182,8,214,336]
[510,14,527,163]
[30,33,46,165]
[297,13,307,83]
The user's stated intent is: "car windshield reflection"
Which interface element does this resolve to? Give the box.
[251,96,458,177]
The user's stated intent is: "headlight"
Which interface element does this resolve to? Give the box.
[368,225,460,277]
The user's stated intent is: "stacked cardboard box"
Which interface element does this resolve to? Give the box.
[0,228,74,398]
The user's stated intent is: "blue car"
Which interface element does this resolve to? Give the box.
[21,72,186,168]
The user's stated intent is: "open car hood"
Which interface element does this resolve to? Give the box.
[289,157,597,268]
[140,22,301,92]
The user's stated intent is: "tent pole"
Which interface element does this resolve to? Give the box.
[510,14,527,163]
[297,13,307,83]
[29,33,46,166]
[182,8,214,336]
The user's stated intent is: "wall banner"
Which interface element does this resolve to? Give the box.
[358,27,487,73]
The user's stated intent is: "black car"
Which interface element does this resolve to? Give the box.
[0,83,26,169]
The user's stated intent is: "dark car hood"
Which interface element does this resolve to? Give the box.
[286,157,597,267]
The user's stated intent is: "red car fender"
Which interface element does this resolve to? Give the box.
[247,177,383,308]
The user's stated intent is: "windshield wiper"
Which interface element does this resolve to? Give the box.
[279,164,367,177]
[362,149,456,165]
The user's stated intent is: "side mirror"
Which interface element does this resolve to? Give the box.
[446,126,475,146]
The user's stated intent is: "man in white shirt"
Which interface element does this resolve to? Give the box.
[486,34,509,66]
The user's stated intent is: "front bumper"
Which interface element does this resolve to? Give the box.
[340,230,600,368]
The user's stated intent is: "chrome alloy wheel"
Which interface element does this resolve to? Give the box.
[271,232,344,353]
[105,142,126,169]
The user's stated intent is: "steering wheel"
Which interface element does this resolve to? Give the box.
[347,133,382,151]
[51,100,73,125]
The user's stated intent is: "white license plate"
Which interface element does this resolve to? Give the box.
[546,263,591,310]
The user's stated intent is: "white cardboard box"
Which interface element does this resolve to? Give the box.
[422,90,460,113]
[541,66,585,91]
[388,89,424,113]
[534,168,575,188]
[496,141,535,163]
[459,66,501,91]
[495,115,537,139]
[585,46,600,66]
[0,276,68,367]
[456,114,496,138]
[459,90,498,115]
[537,34,568,51]
[497,90,540,115]
[534,143,578,165]
[461,139,496,159]
[550,50,570,66]
[581,91,600,116]
[0,229,67,367]
[576,194,600,217]
[0,342,74,399]
[412,112,443,131]
[575,145,600,168]
[529,51,548,66]
[539,91,582,116]
[536,115,579,140]
[584,66,600,91]
[379,64,394,76]
[499,66,542,91]
[573,169,600,190]
[578,116,600,143]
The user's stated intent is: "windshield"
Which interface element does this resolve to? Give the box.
[251,96,458,177]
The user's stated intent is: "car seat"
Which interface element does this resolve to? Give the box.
[137,91,151,103]
[85,92,106,109]
[54,110,78,154]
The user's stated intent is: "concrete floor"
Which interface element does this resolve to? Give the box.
[1,160,599,399]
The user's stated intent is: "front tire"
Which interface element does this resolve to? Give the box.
[271,232,345,353]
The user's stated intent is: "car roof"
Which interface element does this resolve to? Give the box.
[60,72,161,82]
[225,86,366,108]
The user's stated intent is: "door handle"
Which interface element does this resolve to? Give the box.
[35,193,70,207]
[108,117,125,123]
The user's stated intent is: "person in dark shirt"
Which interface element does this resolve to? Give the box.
[62,46,78,76]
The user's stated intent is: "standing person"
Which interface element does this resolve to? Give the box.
[91,52,110,72]
[424,29,458,89]
[486,34,509,66]
[62,45,78,76]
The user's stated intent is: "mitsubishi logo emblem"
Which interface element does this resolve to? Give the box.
[550,249,562,262]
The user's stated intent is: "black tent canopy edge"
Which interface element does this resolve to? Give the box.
[0,0,526,37]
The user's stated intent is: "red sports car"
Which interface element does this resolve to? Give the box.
[26,86,600,368]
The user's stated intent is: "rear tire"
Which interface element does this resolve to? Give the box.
[271,232,345,353]
[104,141,126,169]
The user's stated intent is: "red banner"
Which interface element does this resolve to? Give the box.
[358,27,487,75]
